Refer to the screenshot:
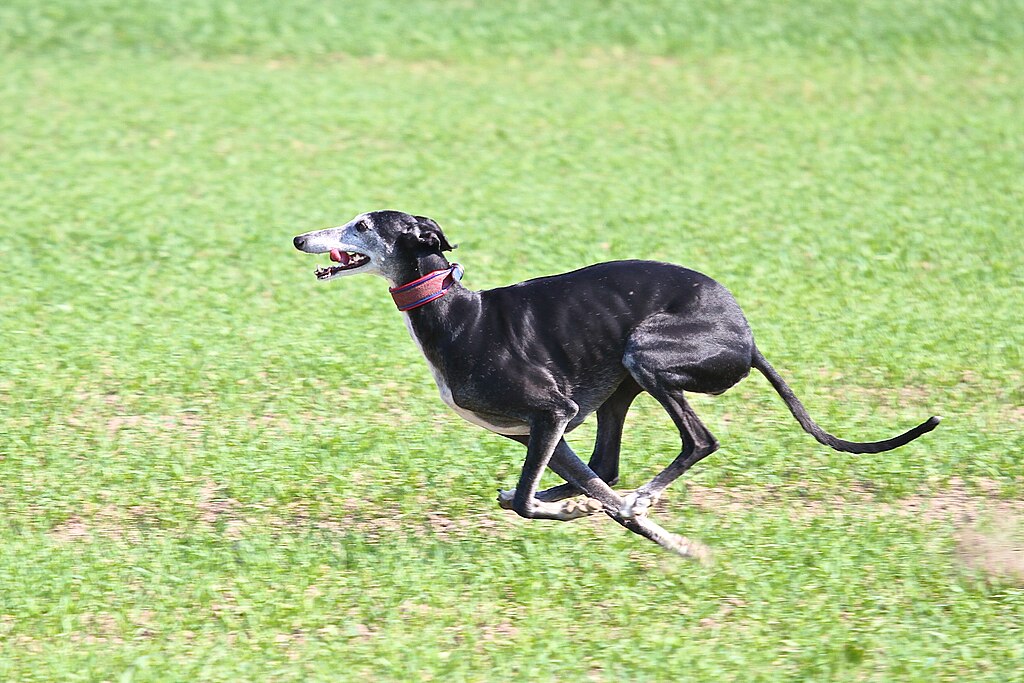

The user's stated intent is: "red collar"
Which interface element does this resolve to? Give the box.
[389,264,464,312]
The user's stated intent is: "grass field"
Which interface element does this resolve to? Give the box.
[2,1,1023,680]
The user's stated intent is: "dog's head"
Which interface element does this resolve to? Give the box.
[293,210,455,285]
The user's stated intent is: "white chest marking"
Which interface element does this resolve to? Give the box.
[401,315,530,435]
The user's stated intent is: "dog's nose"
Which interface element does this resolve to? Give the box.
[293,235,306,250]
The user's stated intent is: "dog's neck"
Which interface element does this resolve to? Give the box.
[396,252,477,348]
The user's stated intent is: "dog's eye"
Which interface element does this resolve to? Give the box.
[356,221,369,232]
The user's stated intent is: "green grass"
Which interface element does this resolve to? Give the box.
[3,0,1023,58]
[2,2,1023,680]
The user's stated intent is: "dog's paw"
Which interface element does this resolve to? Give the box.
[496,489,515,510]
[496,490,602,520]
[535,497,603,521]
[619,491,657,519]
[559,497,604,518]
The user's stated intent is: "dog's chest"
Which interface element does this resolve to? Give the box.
[402,315,530,435]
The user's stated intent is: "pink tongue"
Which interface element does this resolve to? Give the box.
[329,249,349,265]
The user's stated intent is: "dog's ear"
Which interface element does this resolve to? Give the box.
[413,215,456,252]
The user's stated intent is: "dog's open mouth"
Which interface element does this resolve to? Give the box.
[315,248,370,280]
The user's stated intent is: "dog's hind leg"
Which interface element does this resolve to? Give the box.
[618,390,718,519]
[618,316,747,518]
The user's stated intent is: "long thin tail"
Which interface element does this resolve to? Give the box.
[751,347,940,454]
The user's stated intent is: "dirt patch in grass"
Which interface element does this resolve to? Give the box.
[70,612,124,645]
[46,482,513,547]
[48,473,1021,586]
[682,477,1023,524]
[421,506,507,541]
[104,412,203,437]
[62,390,207,443]
[48,503,159,544]
[49,515,91,543]
[683,477,1024,584]
[831,382,936,407]
[956,524,1024,585]
[195,479,247,540]
[196,479,239,522]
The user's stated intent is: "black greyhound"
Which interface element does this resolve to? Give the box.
[293,210,939,558]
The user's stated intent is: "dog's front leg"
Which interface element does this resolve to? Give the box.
[500,433,711,559]
[533,380,640,503]
[506,406,602,521]
[498,437,604,520]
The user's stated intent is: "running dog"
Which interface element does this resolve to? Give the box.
[293,210,939,559]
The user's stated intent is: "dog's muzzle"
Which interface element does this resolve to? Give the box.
[293,234,371,280]
[315,248,370,279]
